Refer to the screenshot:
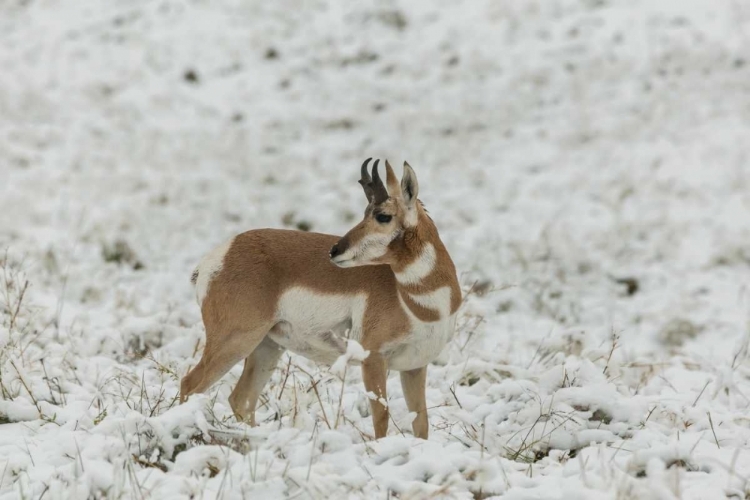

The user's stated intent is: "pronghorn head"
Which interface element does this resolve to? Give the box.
[330,158,421,268]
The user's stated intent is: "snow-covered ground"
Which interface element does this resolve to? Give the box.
[2,0,750,498]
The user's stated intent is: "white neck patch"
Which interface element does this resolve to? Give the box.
[407,286,452,319]
[395,243,436,285]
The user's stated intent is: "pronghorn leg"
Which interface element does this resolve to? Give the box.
[180,324,272,403]
[362,352,389,439]
[400,366,428,439]
[228,336,284,426]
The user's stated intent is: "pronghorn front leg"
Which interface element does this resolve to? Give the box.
[400,366,428,439]
[362,351,388,438]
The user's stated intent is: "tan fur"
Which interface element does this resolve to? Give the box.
[400,366,428,438]
[181,161,461,440]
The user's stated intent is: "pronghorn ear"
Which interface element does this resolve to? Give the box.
[384,160,401,198]
[401,162,419,206]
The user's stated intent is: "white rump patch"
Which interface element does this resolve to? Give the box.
[193,237,234,306]
[395,243,436,285]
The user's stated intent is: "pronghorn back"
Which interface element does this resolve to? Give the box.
[193,229,411,356]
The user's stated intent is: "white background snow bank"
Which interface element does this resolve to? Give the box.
[1,0,750,498]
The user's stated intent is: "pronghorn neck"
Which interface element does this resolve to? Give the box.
[390,206,461,322]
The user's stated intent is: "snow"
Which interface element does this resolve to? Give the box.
[1,0,750,498]
[330,339,369,378]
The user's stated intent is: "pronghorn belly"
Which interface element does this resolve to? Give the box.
[268,288,366,365]
[385,313,457,372]
[267,321,350,365]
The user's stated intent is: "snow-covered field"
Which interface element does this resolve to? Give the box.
[2,0,750,498]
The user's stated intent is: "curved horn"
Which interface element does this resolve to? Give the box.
[371,159,390,204]
[359,158,374,202]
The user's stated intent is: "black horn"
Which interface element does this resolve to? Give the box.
[359,158,374,202]
[371,159,389,204]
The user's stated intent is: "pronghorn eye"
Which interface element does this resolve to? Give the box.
[375,213,392,224]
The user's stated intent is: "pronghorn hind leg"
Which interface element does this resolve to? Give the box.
[362,352,389,438]
[228,336,285,426]
[399,366,428,439]
[180,322,273,403]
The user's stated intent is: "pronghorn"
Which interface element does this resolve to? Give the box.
[180,159,461,439]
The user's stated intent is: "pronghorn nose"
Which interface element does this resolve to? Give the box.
[329,243,342,259]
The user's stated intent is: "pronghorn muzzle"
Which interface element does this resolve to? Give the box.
[330,231,358,267]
